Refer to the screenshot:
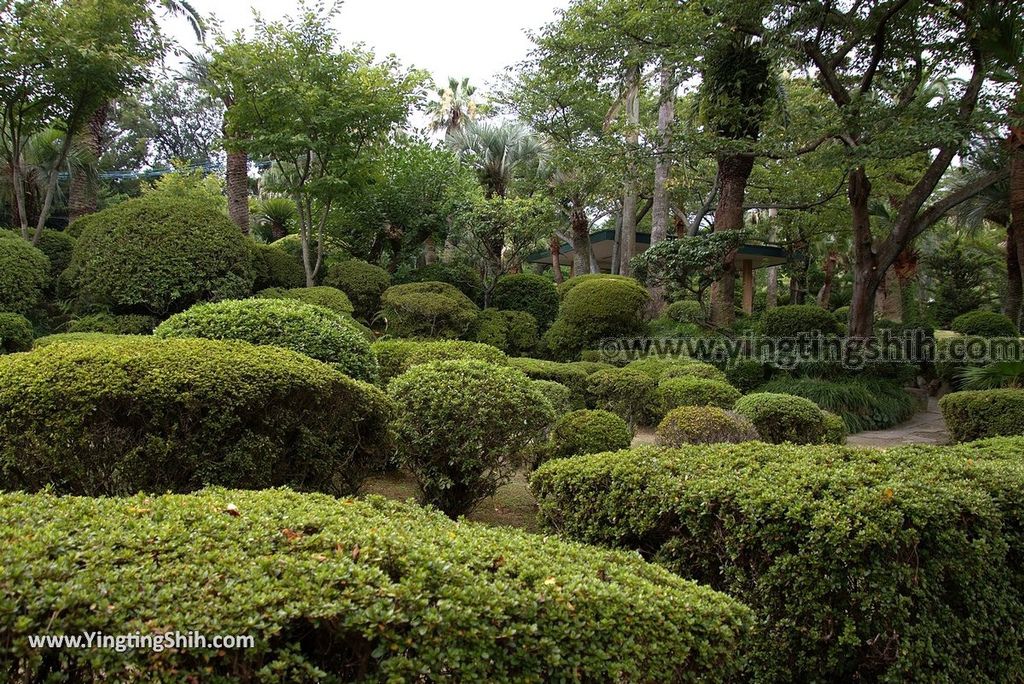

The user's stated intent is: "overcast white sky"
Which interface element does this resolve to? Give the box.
[163,0,572,93]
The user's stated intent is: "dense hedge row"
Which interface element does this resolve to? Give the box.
[372,339,507,383]
[0,488,751,682]
[507,357,590,404]
[258,285,355,316]
[761,304,842,337]
[251,243,307,290]
[531,438,1024,682]
[470,308,537,355]
[0,337,392,496]
[951,310,1018,338]
[67,312,158,335]
[940,389,1024,442]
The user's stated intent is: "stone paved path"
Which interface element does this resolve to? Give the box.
[847,397,949,448]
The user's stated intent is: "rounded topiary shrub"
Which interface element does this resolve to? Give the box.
[156,298,378,382]
[724,360,768,393]
[0,313,33,354]
[587,368,660,427]
[951,310,1018,338]
[3,228,75,280]
[733,392,827,445]
[547,409,633,461]
[761,304,841,338]
[65,195,254,315]
[399,262,483,303]
[492,273,560,330]
[322,259,391,321]
[251,243,306,290]
[661,362,729,383]
[557,273,639,299]
[381,281,479,339]
[832,306,850,323]
[667,300,705,325]
[655,406,759,446]
[0,488,751,683]
[821,411,848,444]
[272,286,355,316]
[471,308,538,355]
[388,360,555,517]
[940,389,1024,442]
[658,376,742,411]
[545,277,650,360]
[67,313,158,335]
[0,234,49,315]
[531,379,573,416]
[372,339,508,383]
[0,337,393,496]
[508,357,590,406]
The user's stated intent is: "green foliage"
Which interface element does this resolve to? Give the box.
[531,438,1024,681]
[567,360,615,375]
[2,228,75,280]
[666,300,705,324]
[388,360,555,517]
[655,406,759,446]
[67,313,157,335]
[761,304,842,338]
[530,379,573,416]
[757,376,917,433]
[544,277,650,360]
[723,359,768,393]
[661,362,729,383]
[0,487,751,682]
[507,357,590,406]
[380,281,480,339]
[32,332,127,348]
[261,286,355,316]
[251,243,306,290]
[658,376,741,412]
[372,339,508,384]
[733,392,828,445]
[821,411,848,445]
[940,390,1024,442]
[398,262,483,303]
[156,298,378,383]
[951,310,1018,338]
[698,35,776,140]
[0,337,393,496]
[958,361,1024,390]
[924,239,999,328]
[65,195,254,315]
[492,272,560,329]
[587,368,660,427]
[322,259,391,321]
[832,306,850,323]
[0,234,49,315]
[625,356,727,383]
[0,313,33,354]
[547,409,633,461]
[470,308,538,355]
[557,273,639,300]
[632,233,747,304]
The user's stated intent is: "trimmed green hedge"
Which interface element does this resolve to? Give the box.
[951,310,1018,338]
[0,487,751,682]
[372,339,507,384]
[544,277,649,360]
[251,243,306,290]
[398,262,483,302]
[733,392,828,444]
[2,228,75,280]
[557,273,640,299]
[508,357,590,405]
[666,300,704,324]
[547,409,633,461]
[259,285,355,316]
[0,234,49,315]
[531,379,573,415]
[471,308,538,355]
[657,376,741,412]
[65,195,254,315]
[322,259,391,321]
[156,298,378,383]
[531,438,1024,681]
[655,406,759,446]
[67,312,158,335]
[940,389,1024,442]
[0,313,33,354]
[380,281,479,339]
[492,272,560,329]
[587,368,660,427]
[761,304,841,338]
[0,337,393,496]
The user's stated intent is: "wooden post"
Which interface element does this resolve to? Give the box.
[742,259,754,315]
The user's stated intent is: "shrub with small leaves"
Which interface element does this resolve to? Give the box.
[372,339,508,383]
[658,376,741,412]
[492,272,560,330]
[733,392,828,444]
[507,357,590,407]
[661,362,729,383]
[951,310,1018,338]
[250,243,306,290]
[940,389,1024,442]
[3,228,75,280]
[471,308,538,355]
[262,286,355,316]
[655,406,759,446]
[381,281,479,339]
[0,313,33,354]
[723,360,767,393]
[547,409,633,461]
[388,360,555,517]
[544,277,650,360]
[322,259,391,321]
[531,380,573,416]
[398,262,483,303]
[667,300,705,324]
[821,411,847,444]
[761,304,841,338]
[587,368,661,426]
[0,234,49,315]
[67,313,158,335]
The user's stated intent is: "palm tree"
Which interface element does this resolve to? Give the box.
[446,120,547,199]
[426,77,487,136]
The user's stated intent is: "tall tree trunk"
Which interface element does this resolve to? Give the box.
[816,251,839,308]
[618,64,641,276]
[710,153,754,327]
[1006,221,1022,327]
[650,64,675,245]
[1011,118,1024,330]
[875,267,903,322]
[569,204,591,275]
[423,235,438,265]
[68,104,107,224]
[226,148,250,234]
[610,209,622,275]
[550,234,564,284]
[765,208,780,308]
[848,167,882,337]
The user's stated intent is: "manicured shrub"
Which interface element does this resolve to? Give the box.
[547,409,633,461]
[761,304,841,338]
[65,195,254,315]
[0,487,751,683]
[400,262,483,302]
[0,337,393,496]
[155,298,378,382]
[951,310,1018,338]
[0,234,49,315]
[66,312,158,335]
[821,410,848,444]
[32,332,126,348]
[661,361,729,383]
[723,359,768,393]
[832,305,850,323]
[666,300,705,324]
[3,228,75,279]
[250,243,306,290]
[587,368,660,426]
[373,339,508,383]
[322,258,391,321]
[471,308,538,355]
[544,277,650,360]
[567,360,615,375]
[655,406,759,446]
[380,281,479,339]
[0,313,33,354]
[531,438,1024,682]
[627,356,728,384]
[265,285,355,315]
[531,379,573,416]
[658,376,741,412]
[758,376,916,433]
[507,357,590,406]
[557,273,639,299]
[940,389,1024,442]
[733,392,828,444]
[388,360,555,517]
[492,272,560,329]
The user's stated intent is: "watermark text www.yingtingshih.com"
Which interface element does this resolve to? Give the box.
[27,630,255,653]
[598,330,1024,370]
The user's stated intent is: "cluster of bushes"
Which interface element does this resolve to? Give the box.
[380,281,479,339]
[531,437,1024,681]
[258,285,355,316]
[322,258,391,321]
[492,272,559,329]
[757,376,917,432]
[66,312,159,335]
[655,406,759,446]
[397,262,483,302]
[372,339,508,383]
[733,392,845,445]
[470,308,538,355]
[544,276,649,359]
